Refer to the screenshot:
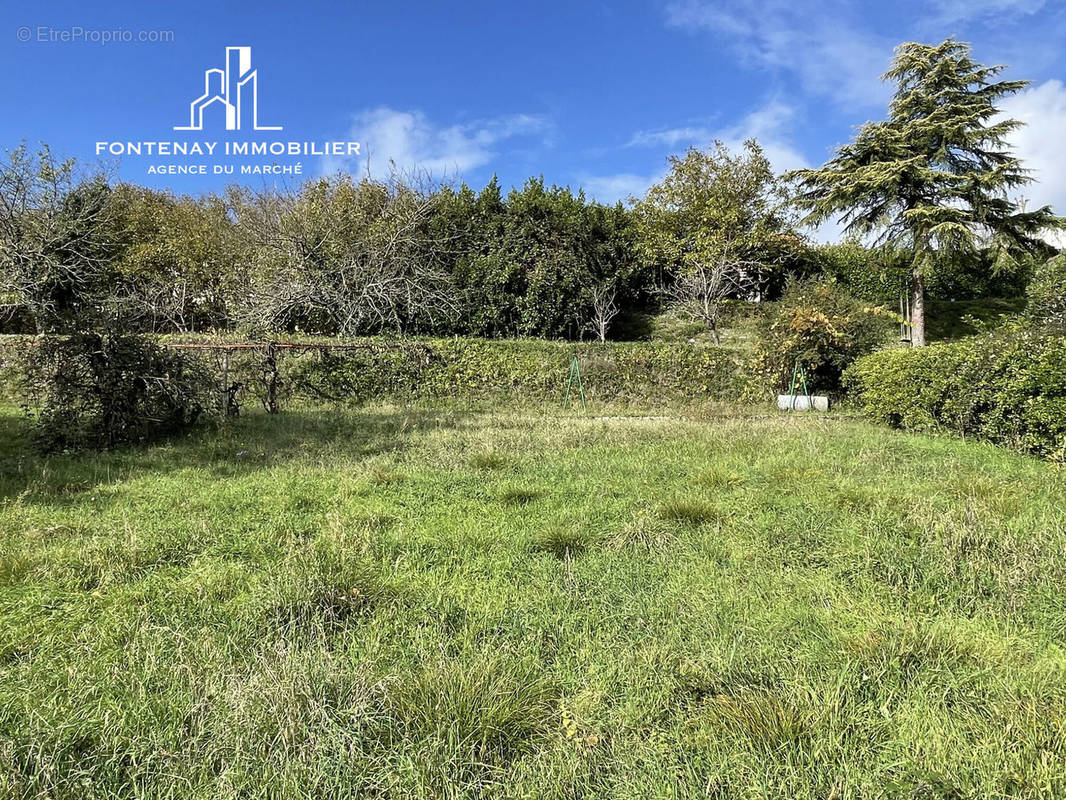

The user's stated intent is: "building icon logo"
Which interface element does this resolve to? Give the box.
[174,46,281,131]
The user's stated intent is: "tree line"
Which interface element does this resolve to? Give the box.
[0,142,796,342]
[1,38,1061,347]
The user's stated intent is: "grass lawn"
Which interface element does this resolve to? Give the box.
[2,404,1065,798]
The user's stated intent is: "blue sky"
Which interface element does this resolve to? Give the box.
[3,0,1066,231]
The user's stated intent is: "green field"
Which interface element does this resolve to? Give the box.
[2,404,1065,798]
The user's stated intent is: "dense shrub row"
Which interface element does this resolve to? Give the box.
[2,146,1036,344]
[811,243,1030,303]
[228,338,745,408]
[1,336,746,434]
[845,328,1066,459]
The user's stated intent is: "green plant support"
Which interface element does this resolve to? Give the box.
[787,358,813,412]
[563,354,587,411]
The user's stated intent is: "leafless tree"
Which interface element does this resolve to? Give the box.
[233,169,460,335]
[588,281,619,343]
[0,144,117,332]
[663,248,764,344]
[108,279,194,333]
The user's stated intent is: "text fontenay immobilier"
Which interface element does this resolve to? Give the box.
[95,141,361,157]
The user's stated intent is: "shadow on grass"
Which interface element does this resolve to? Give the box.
[0,406,471,508]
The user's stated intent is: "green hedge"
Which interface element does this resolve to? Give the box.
[2,335,746,410]
[278,338,743,406]
[844,328,1066,459]
[811,243,1030,303]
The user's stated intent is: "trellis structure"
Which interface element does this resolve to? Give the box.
[899,292,914,344]
[0,337,426,415]
[164,341,419,415]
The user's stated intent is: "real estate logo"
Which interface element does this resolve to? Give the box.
[174,46,281,131]
[95,44,361,177]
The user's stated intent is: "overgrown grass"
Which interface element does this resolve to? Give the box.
[639,302,765,352]
[1,403,1065,798]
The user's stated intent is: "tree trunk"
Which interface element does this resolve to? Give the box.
[709,322,720,345]
[909,269,926,347]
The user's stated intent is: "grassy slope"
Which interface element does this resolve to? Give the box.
[1,405,1065,799]
[616,296,1028,361]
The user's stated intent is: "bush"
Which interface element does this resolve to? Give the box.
[1026,254,1066,328]
[16,333,207,452]
[809,243,1031,303]
[750,277,894,396]
[845,327,1066,459]
[809,243,909,303]
[0,304,37,335]
[280,337,744,405]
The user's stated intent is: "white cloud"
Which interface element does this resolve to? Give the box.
[931,0,1046,24]
[324,107,550,180]
[715,99,808,174]
[580,171,663,204]
[626,126,716,148]
[1001,79,1066,222]
[665,0,892,108]
[582,100,810,205]
[625,101,807,171]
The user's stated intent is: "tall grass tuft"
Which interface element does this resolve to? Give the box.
[470,450,510,471]
[694,469,746,491]
[609,515,677,552]
[531,526,588,559]
[499,486,540,506]
[381,656,557,790]
[698,689,813,749]
[659,498,721,526]
[260,540,387,634]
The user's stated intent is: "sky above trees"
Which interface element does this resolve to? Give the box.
[2,0,1065,236]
